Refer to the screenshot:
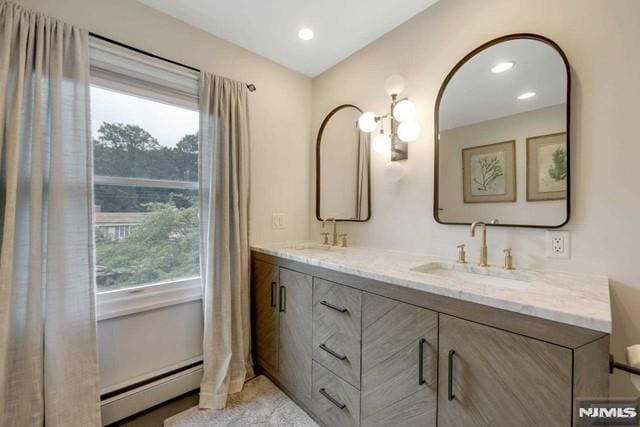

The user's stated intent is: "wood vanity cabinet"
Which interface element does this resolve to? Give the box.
[278,268,313,403]
[438,314,572,427]
[252,259,279,377]
[361,293,438,427]
[251,260,313,404]
[251,251,610,427]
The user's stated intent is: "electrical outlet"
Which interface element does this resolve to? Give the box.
[546,231,570,259]
[271,213,285,230]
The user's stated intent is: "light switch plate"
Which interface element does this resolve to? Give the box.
[546,231,570,259]
[272,213,285,230]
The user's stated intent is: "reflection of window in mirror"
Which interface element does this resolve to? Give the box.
[435,35,569,228]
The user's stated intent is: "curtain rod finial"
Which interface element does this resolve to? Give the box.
[247,84,256,92]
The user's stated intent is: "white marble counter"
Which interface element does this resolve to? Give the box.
[251,242,611,333]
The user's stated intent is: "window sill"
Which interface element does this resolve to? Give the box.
[96,278,202,321]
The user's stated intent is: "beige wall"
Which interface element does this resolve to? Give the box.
[17,0,313,245]
[312,0,640,396]
[439,104,566,225]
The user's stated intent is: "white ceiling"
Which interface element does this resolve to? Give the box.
[439,39,567,130]
[137,0,440,77]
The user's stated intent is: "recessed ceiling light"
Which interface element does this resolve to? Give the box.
[517,92,536,100]
[491,62,514,73]
[298,28,314,41]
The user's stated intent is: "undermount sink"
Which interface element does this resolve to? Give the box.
[410,261,533,289]
[287,242,345,252]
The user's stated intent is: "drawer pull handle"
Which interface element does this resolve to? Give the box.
[270,282,277,308]
[279,286,286,313]
[448,349,456,401]
[319,344,347,361]
[320,300,348,313]
[319,388,346,410]
[418,338,427,386]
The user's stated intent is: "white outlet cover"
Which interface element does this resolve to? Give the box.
[545,231,570,259]
[271,213,285,230]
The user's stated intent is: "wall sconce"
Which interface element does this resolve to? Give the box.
[358,74,421,161]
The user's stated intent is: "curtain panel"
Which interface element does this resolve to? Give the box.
[0,2,100,425]
[198,72,253,409]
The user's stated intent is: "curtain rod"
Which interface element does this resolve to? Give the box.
[88,32,257,92]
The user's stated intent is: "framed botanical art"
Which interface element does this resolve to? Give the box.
[526,132,567,201]
[462,140,516,203]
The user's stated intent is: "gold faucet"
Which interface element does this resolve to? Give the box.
[470,219,498,266]
[322,218,338,246]
[470,221,489,266]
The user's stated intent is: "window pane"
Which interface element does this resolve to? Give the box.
[91,85,200,293]
[92,86,198,181]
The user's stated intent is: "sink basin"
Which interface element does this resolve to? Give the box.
[287,242,345,252]
[410,262,533,289]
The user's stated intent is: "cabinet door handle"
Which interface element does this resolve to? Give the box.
[320,300,348,313]
[319,388,346,410]
[319,343,347,361]
[418,338,427,385]
[279,286,286,313]
[270,282,277,308]
[448,349,456,401]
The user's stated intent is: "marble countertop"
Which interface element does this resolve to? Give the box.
[251,242,611,333]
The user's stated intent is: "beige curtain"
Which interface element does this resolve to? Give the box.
[0,3,100,426]
[198,72,253,409]
[355,131,370,220]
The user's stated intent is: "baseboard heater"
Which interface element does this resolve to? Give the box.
[100,360,203,426]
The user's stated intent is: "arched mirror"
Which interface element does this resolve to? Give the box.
[434,34,570,228]
[316,104,371,222]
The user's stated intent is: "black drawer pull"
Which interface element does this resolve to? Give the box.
[319,344,347,361]
[319,388,346,410]
[279,286,286,313]
[418,338,427,386]
[448,349,456,401]
[320,300,348,313]
[270,282,277,308]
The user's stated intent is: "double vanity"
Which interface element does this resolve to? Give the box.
[256,33,611,426]
[250,242,611,427]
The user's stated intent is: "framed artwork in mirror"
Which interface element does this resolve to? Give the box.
[526,132,567,201]
[462,140,516,203]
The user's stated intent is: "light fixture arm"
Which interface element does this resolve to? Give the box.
[374,93,408,161]
[359,75,419,161]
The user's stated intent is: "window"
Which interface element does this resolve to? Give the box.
[90,39,200,294]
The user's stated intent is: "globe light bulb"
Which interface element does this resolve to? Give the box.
[372,132,391,154]
[393,99,416,122]
[384,161,404,182]
[397,119,420,142]
[384,74,405,96]
[357,112,378,133]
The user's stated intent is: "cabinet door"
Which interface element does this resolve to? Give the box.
[361,293,438,427]
[252,260,279,377]
[438,314,572,427]
[279,268,313,403]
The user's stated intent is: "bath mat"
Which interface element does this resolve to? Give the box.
[164,375,318,426]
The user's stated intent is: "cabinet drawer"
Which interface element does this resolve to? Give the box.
[313,278,362,388]
[312,361,360,427]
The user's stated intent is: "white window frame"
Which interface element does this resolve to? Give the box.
[90,37,202,318]
[96,277,202,321]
